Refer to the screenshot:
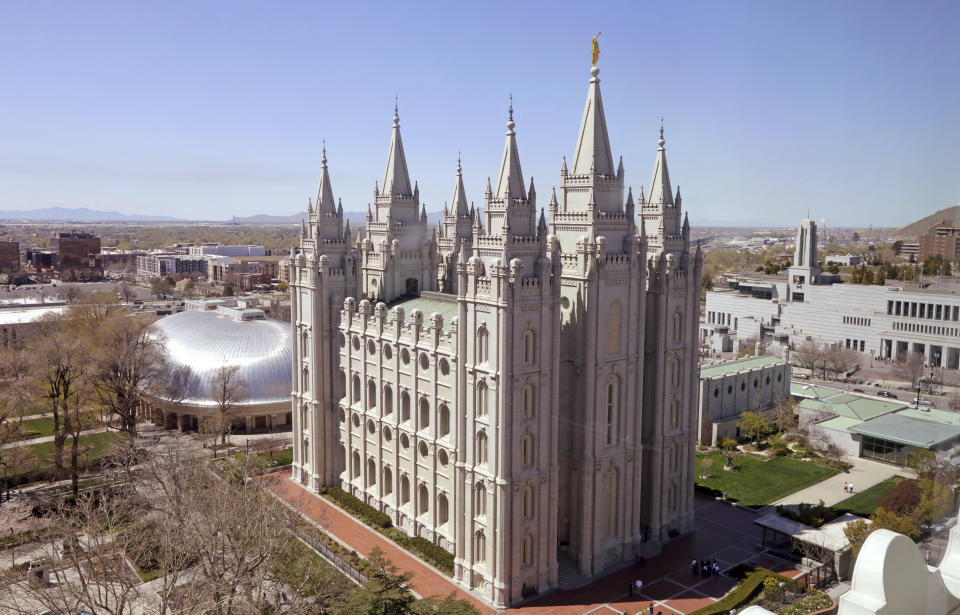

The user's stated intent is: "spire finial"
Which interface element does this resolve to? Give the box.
[393,95,399,126]
[457,150,462,174]
[658,116,665,147]
[509,93,513,121]
[321,139,327,166]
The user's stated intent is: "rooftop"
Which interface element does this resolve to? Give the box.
[755,512,864,552]
[849,411,960,448]
[797,395,904,421]
[388,292,459,331]
[700,355,786,379]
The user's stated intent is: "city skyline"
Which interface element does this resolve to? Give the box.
[1,0,958,227]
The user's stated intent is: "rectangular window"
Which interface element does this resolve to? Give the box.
[887,301,893,315]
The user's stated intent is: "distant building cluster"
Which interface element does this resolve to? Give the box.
[918,219,960,263]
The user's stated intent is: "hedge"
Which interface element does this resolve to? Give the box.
[320,486,392,529]
[688,567,791,615]
[319,487,455,576]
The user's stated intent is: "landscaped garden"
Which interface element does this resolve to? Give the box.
[696,452,839,508]
[832,476,901,517]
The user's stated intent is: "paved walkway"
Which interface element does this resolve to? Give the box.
[772,455,911,508]
[0,425,110,449]
[263,469,807,615]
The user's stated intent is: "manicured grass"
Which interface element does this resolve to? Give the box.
[832,476,902,517]
[18,431,119,476]
[696,452,840,507]
[18,417,56,439]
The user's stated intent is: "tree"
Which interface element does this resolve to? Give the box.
[825,345,856,379]
[737,411,769,445]
[0,340,31,501]
[222,283,235,297]
[150,276,174,298]
[915,478,953,525]
[876,479,921,516]
[718,437,740,469]
[845,508,920,556]
[277,280,289,293]
[893,351,925,393]
[211,363,245,445]
[115,282,136,303]
[792,340,825,375]
[771,396,797,434]
[91,310,167,438]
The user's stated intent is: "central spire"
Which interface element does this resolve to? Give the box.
[316,142,336,213]
[571,65,614,176]
[495,96,526,200]
[382,103,412,197]
[451,154,469,217]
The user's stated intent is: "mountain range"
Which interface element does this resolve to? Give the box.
[891,205,960,239]
[0,206,182,222]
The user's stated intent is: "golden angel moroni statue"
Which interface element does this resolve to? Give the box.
[592,32,601,65]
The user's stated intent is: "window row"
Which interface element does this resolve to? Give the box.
[889,299,959,322]
[348,453,452,524]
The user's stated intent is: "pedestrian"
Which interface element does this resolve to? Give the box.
[714,562,720,577]
[849,481,854,493]
[843,481,848,492]
[636,579,643,594]
[648,604,654,615]
[691,558,698,575]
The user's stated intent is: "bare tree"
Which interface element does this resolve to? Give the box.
[771,395,797,435]
[211,363,245,445]
[92,312,167,438]
[893,351,925,395]
[792,339,826,376]
[115,282,136,303]
[825,345,857,380]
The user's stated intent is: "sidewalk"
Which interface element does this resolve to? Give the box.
[263,469,806,615]
[772,455,910,508]
[0,426,110,450]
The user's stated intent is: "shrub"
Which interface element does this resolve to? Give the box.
[320,487,392,529]
[689,567,790,615]
[777,501,842,528]
[778,590,833,615]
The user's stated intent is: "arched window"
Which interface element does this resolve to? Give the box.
[606,376,619,445]
[606,467,619,538]
[400,475,410,505]
[475,531,486,564]
[438,404,450,437]
[400,391,411,422]
[523,329,536,365]
[477,326,489,364]
[669,483,678,511]
[670,444,678,470]
[300,404,308,430]
[670,399,679,428]
[367,458,376,486]
[383,466,393,495]
[338,370,346,401]
[438,494,449,525]
[476,381,488,417]
[522,486,534,519]
[522,384,535,419]
[301,331,309,358]
[367,380,376,410]
[673,311,684,342]
[352,451,361,479]
[475,482,486,517]
[302,367,310,393]
[607,300,622,354]
[417,484,429,515]
[671,358,682,388]
[418,398,430,430]
[521,434,533,467]
[522,534,533,567]
[383,386,393,415]
[352,375,361,404]
[476,431,488,465]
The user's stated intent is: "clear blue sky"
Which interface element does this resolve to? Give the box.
[1,1,958,226]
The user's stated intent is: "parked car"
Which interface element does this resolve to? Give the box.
[877,390,898,399]
[917,398,934,407]
[853,388,864,393]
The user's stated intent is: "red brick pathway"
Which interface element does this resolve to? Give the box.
[262,469,805,615]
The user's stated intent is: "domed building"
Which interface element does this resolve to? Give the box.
[144,305,292,433]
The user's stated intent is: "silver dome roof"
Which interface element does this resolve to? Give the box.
[152,310,292,407]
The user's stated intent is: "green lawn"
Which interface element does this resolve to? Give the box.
[14,431,119,478]
[696,452,840,507]
[832,476,902,517]
[18,417,56,439]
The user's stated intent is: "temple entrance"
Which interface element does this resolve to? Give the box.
[405,277,419,297]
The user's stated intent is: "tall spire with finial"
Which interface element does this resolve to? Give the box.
[316,141,336,213]
[571,63,614,176]
[495,94,526,199]
[647,118,674,207]
[381,100,412,196]
[451,154,469,217]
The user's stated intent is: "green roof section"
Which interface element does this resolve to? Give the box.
[817,416,864,432]
[849,412,960,448]
[700,355,786,379]
[897,407,960,426]
[797,395,904,421]
[388,292,459,332]
[791,383,845,400]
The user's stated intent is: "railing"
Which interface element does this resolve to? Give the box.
[290,523,368,585]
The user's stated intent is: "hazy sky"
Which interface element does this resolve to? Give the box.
[1,1,958,226]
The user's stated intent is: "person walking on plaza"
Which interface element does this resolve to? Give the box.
[648,604,655,614]
[692,558,698,575]
[849,481,855,493]
[635,578,643,595]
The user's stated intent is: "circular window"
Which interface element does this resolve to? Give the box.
[713,388,719,398]
[727,385,733,394]
[401,348,410,365]
[352,336,361,351]
[367,340,376,355]
[352,414,360,428]
[740,382,746,392]
[438,449,448,466]
[338,332,346,347]
[383,344,393,360]
[419,354,429,370]
[439,358,450,376]
[367,419,376,435]
[419,441,429,458]
[400,433,409,449]
[561,297,570,310]
[383,426,392,441]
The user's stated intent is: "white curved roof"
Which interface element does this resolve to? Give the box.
[152,309,291,407]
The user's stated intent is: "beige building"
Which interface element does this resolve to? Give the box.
[290,63,701,607]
